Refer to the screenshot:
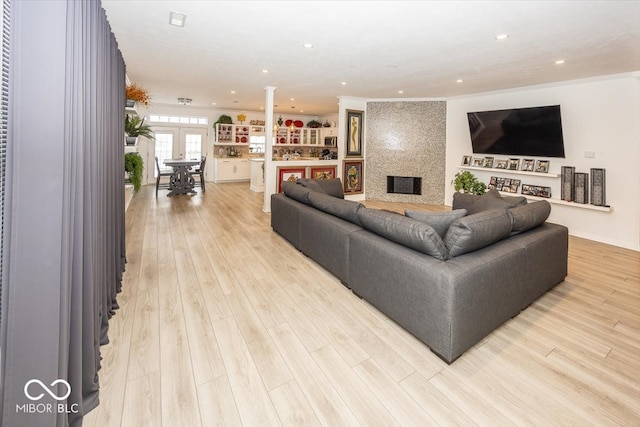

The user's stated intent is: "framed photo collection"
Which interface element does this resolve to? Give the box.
[459,154,560,200]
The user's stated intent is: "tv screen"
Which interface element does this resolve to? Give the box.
[467,105,565,158]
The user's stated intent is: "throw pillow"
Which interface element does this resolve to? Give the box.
[316,178,344,198]
[281,181,311,205]
[298,178,345,199]
[508,200,551,234]
[357,208,449,260]
[466,189,524,215]
[452,192,479,210]
[296,178,324,193]
[444,209,513,257]
[405,209,468,238]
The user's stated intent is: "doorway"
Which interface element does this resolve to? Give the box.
[148,126,208,182]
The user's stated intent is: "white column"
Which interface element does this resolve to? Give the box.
[263,86,277,212]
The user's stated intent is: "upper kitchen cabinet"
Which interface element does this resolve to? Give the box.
[215,124,265,145]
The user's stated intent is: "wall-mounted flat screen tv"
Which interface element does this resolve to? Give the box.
[467,105,565,158]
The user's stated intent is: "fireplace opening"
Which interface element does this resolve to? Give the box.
[387,176,422,195]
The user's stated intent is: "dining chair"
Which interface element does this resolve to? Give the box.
[192,155,206,193]
[155,156,173,197]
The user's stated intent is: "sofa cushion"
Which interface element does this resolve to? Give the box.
[508,200,551,234]
[298,178,344,198]
[404,209,468,238]
[282,181,311,205]
[466,189,526,215]
[358,208,448,260]
[308,191,364,225]
[444,209,513,257]
[452,192,479,210]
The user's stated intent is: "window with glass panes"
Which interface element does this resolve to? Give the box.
[154,133,173,177]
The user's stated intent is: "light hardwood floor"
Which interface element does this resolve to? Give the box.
[85,182,640,426]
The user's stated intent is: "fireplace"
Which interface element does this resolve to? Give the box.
[386,176,422,195]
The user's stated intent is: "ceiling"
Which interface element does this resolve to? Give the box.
[102,0,640,116]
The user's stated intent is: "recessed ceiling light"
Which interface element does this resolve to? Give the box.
[456,79,463,83]
[211,102,217,105]
[300,110,304,113]
[341,82,347,86]
[230,90,236,94]
[262,69,269,73]
[555,59,565,65]
[303,43,313,48]
[495,33,509,40]
[290,98,295,101]
[169,11,187,27]
[398,90,404,94]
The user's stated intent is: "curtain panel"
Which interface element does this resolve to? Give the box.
[1,0,125,425]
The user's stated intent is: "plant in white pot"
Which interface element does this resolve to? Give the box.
[452,171,487,195]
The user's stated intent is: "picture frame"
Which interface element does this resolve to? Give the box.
[495,159,508,169]
[343,160,364,194]
[472,157,484,167]
[535,160,550,173]
[521,159,535,172]
[461,155,472,166]
[508,158,520,170]
[504,178,521,193]
[346,110,364,157]
[277,167,306,193]
[483,156,494,168]
[309,166,337,180]
[521,184,552,198]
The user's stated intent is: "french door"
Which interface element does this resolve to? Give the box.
[148,126,208,181]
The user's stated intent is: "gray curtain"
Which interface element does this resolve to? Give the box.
[0,0,125,426]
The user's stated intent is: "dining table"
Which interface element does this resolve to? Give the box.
[163,159,201,196]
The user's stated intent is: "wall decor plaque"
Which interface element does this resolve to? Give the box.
[574,172,588,204]
[590,168,606,206]
[561,166,575,201]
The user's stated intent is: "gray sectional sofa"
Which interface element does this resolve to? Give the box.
[271,179,568,363]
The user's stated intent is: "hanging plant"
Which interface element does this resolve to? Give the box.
[125,83,151,107]
[124,152,144,193]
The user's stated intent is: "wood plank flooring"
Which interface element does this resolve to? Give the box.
[84,182,640,426]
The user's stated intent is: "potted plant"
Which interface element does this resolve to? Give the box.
[124,152,144,193]
[125,114,155,145]
[125,83,151,108]
[452,171,487,195]
[213,114,233,129]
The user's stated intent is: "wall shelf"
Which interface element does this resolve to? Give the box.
[460,165,560,178]
[499,192,612,212]
[457,166,612,212]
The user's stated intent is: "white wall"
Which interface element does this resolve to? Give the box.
[446,73,640,250]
